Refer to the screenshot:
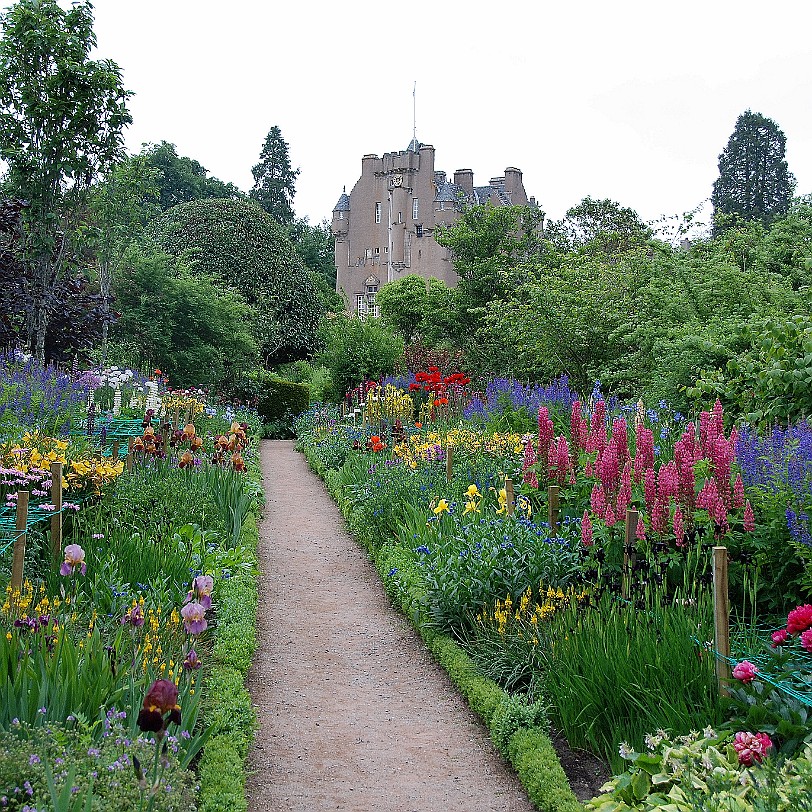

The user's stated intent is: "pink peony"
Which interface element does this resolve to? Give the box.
[801,629,812,654]
[787,604,812,634]
[733,731,772,766]
[771,628,788,648]
[732,660,759,684]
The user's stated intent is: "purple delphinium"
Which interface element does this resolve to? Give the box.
[736,421,812,547]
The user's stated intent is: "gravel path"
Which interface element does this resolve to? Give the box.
[246,440,537,812]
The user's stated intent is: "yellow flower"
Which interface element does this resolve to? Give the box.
[433,499,450,516]
[465,484,481,500]
[463,500,480,516]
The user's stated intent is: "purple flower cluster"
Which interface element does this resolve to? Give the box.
[0,351,90,434]
[736,421,812,547]
[463,376,581,421]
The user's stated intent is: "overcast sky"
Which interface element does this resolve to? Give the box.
[14,1,812,232]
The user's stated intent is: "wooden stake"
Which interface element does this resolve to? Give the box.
[126,438,133,472]
[11,490,29,591]
[623,508,638,600]
[548,485,560,537]
[111,440,120,460]
[445,445,453,483]
[713,546,731,697]
[50,462,63,567]
[505,477,515,516]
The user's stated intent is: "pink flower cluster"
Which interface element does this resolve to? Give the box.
[732,660,759,684]
[733,731,772,766]
[771,604,812,653]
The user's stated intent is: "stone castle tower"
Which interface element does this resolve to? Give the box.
[332,139,536,316]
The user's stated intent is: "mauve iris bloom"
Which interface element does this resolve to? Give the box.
[60,544,86,577]
[180,601,207,635]
[190,575,214,610]
[137,679,181,733]
[122,604,144,628]
[182,649,201,671]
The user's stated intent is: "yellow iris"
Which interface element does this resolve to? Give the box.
[463,500,480,515]
[465,484,481,499]
[433,499,450,515]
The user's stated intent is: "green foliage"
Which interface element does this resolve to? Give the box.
[0,720,196,812]
[317,313,403,398]
[0,0,132,359]
[257,379,310,425]
[109,243,259,388]
[712,110,796,228]
[275,360,333,403]
[376,274,430,342]
[141,140,243,211]
[691,311,812,425]
[146,197,322,365]
[198,507,259,812]
[491,693,551,756]
[587,734,812,812]
[250,125,299,226]
[547,196,652,257]
[288,217,341,310]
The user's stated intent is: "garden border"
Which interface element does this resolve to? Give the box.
[303,443,585,812]
[196,466,261,812]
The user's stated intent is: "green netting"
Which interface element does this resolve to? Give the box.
[695,634,812,708]
[69,418,145,442]
[0,497,87,533]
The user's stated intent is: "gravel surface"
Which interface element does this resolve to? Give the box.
[246,440,537,812]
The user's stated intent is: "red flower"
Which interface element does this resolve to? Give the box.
[771,628,788,647]
[137,679,181,733]
[733,731,772,766]
[787,604,812,634]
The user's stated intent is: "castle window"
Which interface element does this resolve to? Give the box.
[398,211,402,223]
[338,211,344,220]
[412,198,419,220]
[375,202,381,224]
[416,224,423,237]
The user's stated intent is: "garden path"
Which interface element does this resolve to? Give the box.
[246,440,537,812]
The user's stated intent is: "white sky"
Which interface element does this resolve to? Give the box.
[9,1,812,229]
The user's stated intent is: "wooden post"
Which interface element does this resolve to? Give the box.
[548,485,560,537]
[111,440,120,460]
[50,462,63,567]
[11,490,29,591]
[713,546,731,697]
[505,477,515,516]
[445,445,453,483]
[126,438,134,472]
[623,508,639,599]
[173,408,180,430]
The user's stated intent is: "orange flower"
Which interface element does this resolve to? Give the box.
[179,451,194,469]
[232,452,246,472]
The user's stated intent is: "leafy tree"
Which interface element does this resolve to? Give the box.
[317,314,403,399]
[712,110,796,228]
[250,125,299,226]
[376,274,429,342]
[110,244,258,387]
[0,0,132,359]
[87,155,160,359]
[546,196,651,256]
[288,217,341,310]
[146,198,323,365]
[141,141,243,211]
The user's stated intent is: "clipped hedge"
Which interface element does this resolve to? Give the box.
[257,379,310,424]
[197,486,260,812]
[300,442,583,812]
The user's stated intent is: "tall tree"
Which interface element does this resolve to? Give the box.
[250,125,299,226]
[0,0,132,360]
[712,110,796,228]
[87,155,160,359]
[141,141,243,210]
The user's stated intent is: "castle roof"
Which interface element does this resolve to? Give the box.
[473,186,511,206]
[333,190,350,211]
[434,181,464,204]
[406,137,423,153]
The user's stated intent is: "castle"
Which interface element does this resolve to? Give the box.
[331,139,536,317]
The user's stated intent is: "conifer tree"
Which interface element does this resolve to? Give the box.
[250,125,299,226]
[712,110,795,228]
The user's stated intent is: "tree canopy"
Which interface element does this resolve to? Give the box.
[141,141,243,211]
[146,198,323,365]
[0,0,131,359]
[712,110,796,228]
[250,125,299,227]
